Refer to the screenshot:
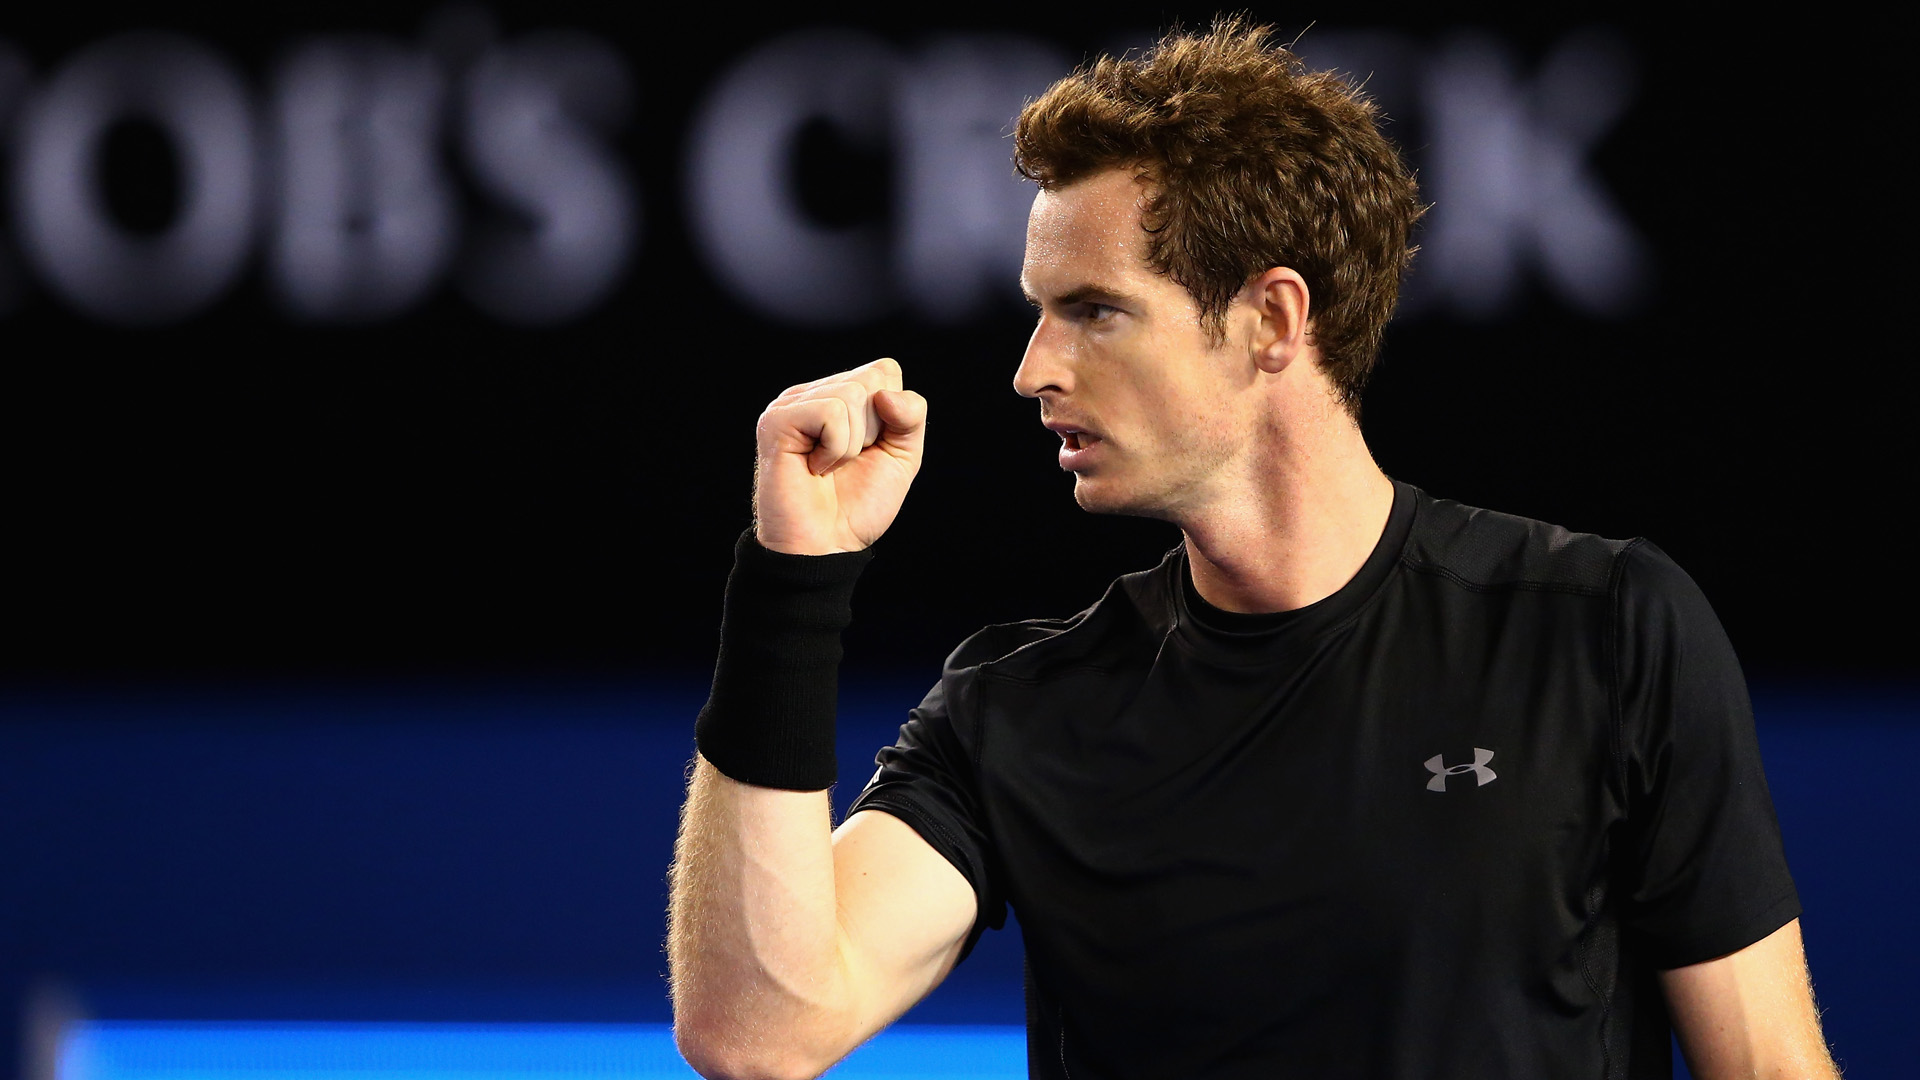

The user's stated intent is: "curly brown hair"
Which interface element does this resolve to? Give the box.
[1014,17,1423,413]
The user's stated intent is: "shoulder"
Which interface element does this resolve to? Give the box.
[1400,487,1734,677]
[1399,487,1641,597]
[938,549,1179,685]
[1610,538,1740,677]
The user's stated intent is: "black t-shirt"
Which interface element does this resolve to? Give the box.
[849,482,1799,1080]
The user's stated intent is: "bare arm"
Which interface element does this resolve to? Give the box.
[668,360,976,1079]
[669,762,976,1079]
[1661,918,1840,1079]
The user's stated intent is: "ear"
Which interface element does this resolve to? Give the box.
[1247,267,1311,375]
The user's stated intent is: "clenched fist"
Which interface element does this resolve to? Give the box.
[753,358,929,556]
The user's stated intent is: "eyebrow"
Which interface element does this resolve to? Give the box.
[1021,282,1142,309]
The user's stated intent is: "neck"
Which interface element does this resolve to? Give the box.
[1179,398,1395,615]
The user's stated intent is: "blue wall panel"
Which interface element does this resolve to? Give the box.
[1,680,1912,1075]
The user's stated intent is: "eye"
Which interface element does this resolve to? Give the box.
[1079,302,1119,323]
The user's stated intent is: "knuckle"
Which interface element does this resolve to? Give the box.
[830,389,865,417]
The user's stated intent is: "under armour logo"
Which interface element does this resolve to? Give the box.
[1425,748,1498,791]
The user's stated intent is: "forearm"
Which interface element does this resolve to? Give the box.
[669,756,858,1078]
[669,528,868,1078]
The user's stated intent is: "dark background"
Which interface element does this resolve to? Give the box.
[0,2,1908,686]
[0,4,1913,1078]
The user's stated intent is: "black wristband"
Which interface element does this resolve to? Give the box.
[694,529,874,790]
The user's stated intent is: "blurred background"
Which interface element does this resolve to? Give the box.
[0,2,1910,1077]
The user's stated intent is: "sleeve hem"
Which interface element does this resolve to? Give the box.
[1652,888,1802,970]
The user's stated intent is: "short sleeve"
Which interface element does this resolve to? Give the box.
[848,677,1007,960]
[1613,540,1801,968]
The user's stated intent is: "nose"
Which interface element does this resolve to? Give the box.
[1013,315,1071,399]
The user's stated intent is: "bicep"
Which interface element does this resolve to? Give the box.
[829,808,978,1035]
[1659,918,1838,1080]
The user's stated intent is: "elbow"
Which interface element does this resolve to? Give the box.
[674,1014,843,1080]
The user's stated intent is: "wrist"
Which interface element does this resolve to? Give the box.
[753,527,867,557]
[751,503,872,556]
[694,530,874,790]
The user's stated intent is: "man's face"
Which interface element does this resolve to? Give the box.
[1015,168,1259,520]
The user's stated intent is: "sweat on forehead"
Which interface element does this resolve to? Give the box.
[1023,171,1155,269]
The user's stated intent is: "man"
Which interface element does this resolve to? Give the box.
[668,20,1838,1080]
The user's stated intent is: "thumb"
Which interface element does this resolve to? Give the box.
[871,389,928,455]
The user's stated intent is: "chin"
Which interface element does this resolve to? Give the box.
[1070,482,1110,514]
[1071,475,1169,520]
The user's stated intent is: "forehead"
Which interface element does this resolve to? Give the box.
[1021,168,1155,290]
